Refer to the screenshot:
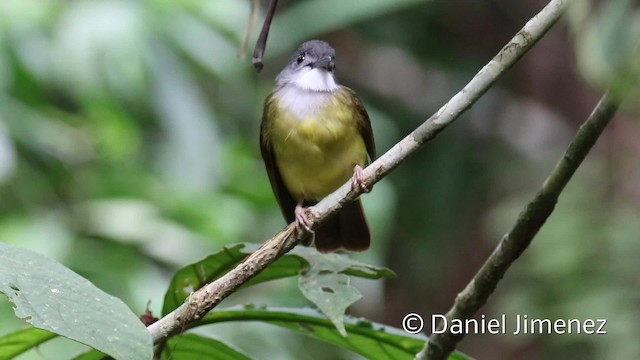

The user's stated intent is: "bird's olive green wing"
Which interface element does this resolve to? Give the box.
[260,94,297,224]
[344,87,375,161]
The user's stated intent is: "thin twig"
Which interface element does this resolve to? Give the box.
[252,0,278,72]
[147,0,570,345]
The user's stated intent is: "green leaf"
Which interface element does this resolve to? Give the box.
[291,247,395,280]
[294,248,369,336]
[0,243,152,360]
[77,329,248,359]
[162,243,304,315]
[161,333,251,360]
[292,247,395,336]
[198,306,471,360]
[0,327,57,360]
[71,349,107,360]
[161,243,394,316]
[299,270,359,337]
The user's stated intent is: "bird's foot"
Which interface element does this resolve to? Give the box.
[351,165,370,193]
[294,201,313,233]
[294,201,315,246]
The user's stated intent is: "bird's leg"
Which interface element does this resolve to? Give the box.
[294,199,314,246]
[351,165,370,193]
[294,198,312,232]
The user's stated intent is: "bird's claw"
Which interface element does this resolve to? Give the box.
[294,202,313,233]
[352,165,370,193]
[294,202,315,246]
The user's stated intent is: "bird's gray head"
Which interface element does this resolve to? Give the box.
[276,40,339,92]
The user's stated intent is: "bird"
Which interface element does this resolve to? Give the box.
[260,40,375,253]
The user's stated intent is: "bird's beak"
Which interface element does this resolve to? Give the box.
[313,56,335,72]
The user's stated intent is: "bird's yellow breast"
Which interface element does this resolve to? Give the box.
[267,88,368,201]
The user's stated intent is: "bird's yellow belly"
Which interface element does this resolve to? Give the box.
[272,114,368,201]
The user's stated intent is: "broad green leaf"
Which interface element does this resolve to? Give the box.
[161,334,250,360]
[0,243,152,360]
[0,327,57,360]
[162,243,393,316]
[199,306,471,360]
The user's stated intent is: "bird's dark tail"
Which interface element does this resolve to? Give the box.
[314,200,370,253]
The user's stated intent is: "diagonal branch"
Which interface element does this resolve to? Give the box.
[417,88,629,360]
[147,0,570,345]
[309,0,569,223]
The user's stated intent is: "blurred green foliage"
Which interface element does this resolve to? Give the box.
[0,0,639,359]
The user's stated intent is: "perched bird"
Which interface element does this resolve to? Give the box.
[260,40,375,252]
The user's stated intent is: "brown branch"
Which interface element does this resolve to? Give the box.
[148,226,300,343]
[252,0,279,72]
[147,0,570,345]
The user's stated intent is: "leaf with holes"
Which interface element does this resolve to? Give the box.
[293,247,378,336]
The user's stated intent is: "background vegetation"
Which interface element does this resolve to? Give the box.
[0,0,638,359]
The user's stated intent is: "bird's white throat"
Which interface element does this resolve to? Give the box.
[276,84,333,118]
[276,68,340,118]
[290,68,339,92]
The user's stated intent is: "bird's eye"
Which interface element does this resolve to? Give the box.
[296,54,305,64]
